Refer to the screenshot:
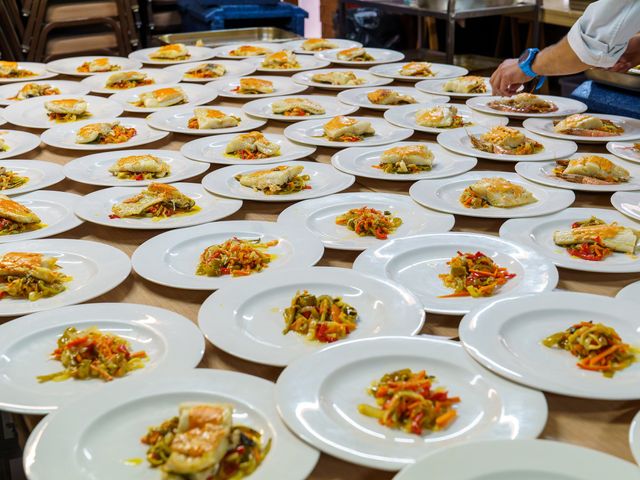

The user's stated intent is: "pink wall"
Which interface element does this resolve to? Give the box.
[299,0,322,37]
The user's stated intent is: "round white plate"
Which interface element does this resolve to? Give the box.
[617,281,640,303]
[0,190,82,244]
[337,86,448,111]
[3,94,123,129]
[207,75,307,99]
[74,182,242,230]
[607,141,640,163]
[500,207,640,273]
[0,303,204,414]
[202,160,354,202]
[0,80,90,105]
[384,102,508,134]
[23,369,320,480]
[146,105,266,135]
[0,160,64,195]
[393,439,640,480]
[0,62,56,83]
[0,129,41,159]
[46,56,141,76]
[242,94,359,122]
[109,83,217,113]
[331,141,477,181]
[415,76,492,98]
[40,117,169,150]
[523,115,640,143]
[370,62,468,81]
[129,45,217,65]
[515,153,640,192]
[437,125,578,162]
[460,291,640,400]
[162,59,257,82]
[244,54,331,73]
[278,192,455,251]
[315,48,405,66]
[466,94,587,118]
[409,171,575,219]
[79,68,182,93]
[612,191,640,224]
[131,220,324,290]
[276,336,547,471]
[214,42,281,59]
[353,232,558,315]
[292,68,393,90]
[181,132,315,165]
[631,411,640,466]
[63,149,209,187]
[199,266,425,366]
[284,116,413,148]
[282,38,362,55]
[0,239,130,317]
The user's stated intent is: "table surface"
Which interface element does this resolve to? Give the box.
[7,73,640,478]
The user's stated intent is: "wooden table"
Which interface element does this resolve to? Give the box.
[7,75,640,478]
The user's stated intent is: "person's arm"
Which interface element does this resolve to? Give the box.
[610,34,640,72]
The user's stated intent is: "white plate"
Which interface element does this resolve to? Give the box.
[415,76,492,98]
[109,83,217,113]
[40,117,169,150]
[198,266,425,366]
[275,336,547,471]
[74,182,242,230]
[292,68,393,90]
[242,94,359,122]
[617,281,640,303]
[0,239,130,317]
[63,149,209,187]
[467,94,587,118]
[384,102,508,133]
[437,125,578,162]
[409,171,575,218]
[181,132,315,165]
[0,62,56,83]
[500,207,640,273]
[79,68,182,93]
[0,190,82,244]
[611,191,640,223]
[0,80,90,105]
[3,94,124,129]
[45,56,142,76]
[337,86,448,111]
[146,105,265,135]
[607,141,640,163]
[523,115,640,143]
[0,303,204,414]
[284,116,413,148]
[214,42,281,59]
[459,291,640,400]
[0,160,64,195]
[331,141,478,181]
[370,62,468,81]
[162,59,256,82]
[131,220,325,290]
[244,55,331,73]
[0,130,41,159]
[393,439,640,480]
[315,48,405,66]
[631,411,640,465]
[129,45,217,65]
[278,192,455,251]
[515,153,640,192]
[202,160,354,202]
[23,369,320,480]
[207,75,307,99]
[353,233,558,315]
[282,38,362,55]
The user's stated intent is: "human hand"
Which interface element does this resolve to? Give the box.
[609,35,640,72]
[490,58,533,96]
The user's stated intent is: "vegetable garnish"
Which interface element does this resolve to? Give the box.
[196,237,278,277]
[543,321,638,377]
[358,368,460,435]
[335,206,402,240]
[439,251,516,298]
[36,326,147,383]
[564,217,613,261]
[282,290,358,343]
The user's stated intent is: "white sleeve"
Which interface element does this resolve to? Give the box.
[567,0,640,68]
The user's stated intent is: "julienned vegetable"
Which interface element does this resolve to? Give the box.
[358,368,460,435]
[196,237,278,277]
[543,321,637,377]
[335,206,402,240]
[282,290,358,343]
[439,251,516,298]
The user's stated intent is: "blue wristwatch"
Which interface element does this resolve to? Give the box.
[518,48,546,91]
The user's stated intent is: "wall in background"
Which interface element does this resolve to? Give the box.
[299,0,322,36]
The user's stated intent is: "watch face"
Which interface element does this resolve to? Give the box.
[519,50,531,63]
